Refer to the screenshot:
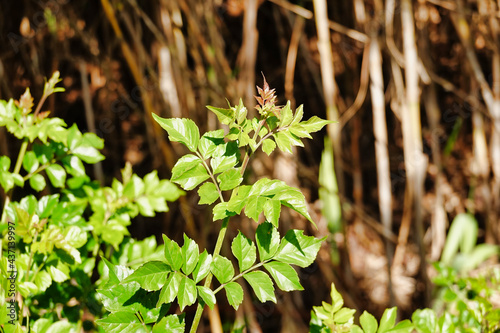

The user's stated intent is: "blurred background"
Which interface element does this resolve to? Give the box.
[1,0,499,331]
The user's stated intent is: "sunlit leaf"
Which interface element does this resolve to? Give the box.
[152,115,200,152]
[243,271,276,303]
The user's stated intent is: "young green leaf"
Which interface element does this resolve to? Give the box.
[192,250,212,283]
[212,202,237,221]
[334,307,356,324]
[153,314,185,333]
[300,116,333,133]
[273,187,315,226]
[96,311,146,333]
[279,101,293,127]
[122,261,171,291]
[157,271,182,306]
[256,222,280,261]
[360,311,378,333]
[210,143,238,174]
[72,145,105,164]
[29,174,46,191]
[387,320,414,333]
[274,131,293,154]
[198,182,219,205]
[274,230,324,267]
[171,154,210,190]
[206,105,234,125]
[46,164,66,188]
[163,235,183,271]
[224,282,244,310]
[263,199,281,228]
[243,271,276,303]
[152,115,200,152]
[97,281,141,312]
[197,286,216,309]
[291,104,304,125]
[231,231,257,272]
[211,255,235,284]
[411,308,436,333]
[244,196,267,222]
[181,234,199,276]
[263,261,303,291]
[22,151,39,173]
[379,307,398,333]
[262,138,276,156]
[177,275,197,310]
[217,168,243,191]
[199,129,225,159]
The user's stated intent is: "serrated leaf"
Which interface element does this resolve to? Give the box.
[262,138,276,156]
[243,271,276,303]
[192,250,212,283]
[275,188,314,225]
[274,131,293,154]
[153,314,185,333]
[224,282,244,310]
[217,168,243,191]
[206,105,234,125]
[171,154,210,190]
[198,182,220,205]
[62,155,86,177]
[334,307,355,324]
[23,151,39,173]
[181,234,199,275]
[263,261,303,291]
[46,164,66,188]
[199,129,225,158]
[235,98,247,124]
[379,307,398,333]
[263,199,281,228]
[256,222,280,261]
[291,104,304,125]
[329,283,343,312]
[157,271,182,306]
[210,143,238,174]
[386,320,414,333]
[274,230,324,267]
[30,173,46,191]
[211,255,234,284]
[411,308,436,333]
[152,115,200,152]
[300,116,332,133]
[97,281,141,312]
[45,321,76,333]
[123,261,171,291]
[231,231,257,272]
[360,311,378,333]
[280,101,293,127]
[96,311,146,333]
[177,275,197,310]
[212,202,236,221]
[197,286,216,309]
[163,235,182,271]
[244,195,267,222]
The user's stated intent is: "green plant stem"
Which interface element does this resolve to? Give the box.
[213,260,268,295]
[197,152,224,202]
[189,217,229,333]
[240,119,267,175]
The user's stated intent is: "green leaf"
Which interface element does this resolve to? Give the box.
[192,250,212,283]
[224,282,244,310]
[206,105,234,125]
[153,314,185,333]
[211,255,234,284]
[63,225,87,248]
[262,138,276,156]
[243,271,276,303]
[334,307,356,324]
[263,199,281,228]
[218,168,243,191]
[181,234,199,275]
[441,213,478,265]
[72,145,104,164]
[97,281,141,312]
[23,151,39,173]
[280,101,293,127]
[360,311,378,333]
[157,271,182,306]
[171,154,210,190]
[379,307,398,333]
[34,270,52,292]
[96,311,146,333]
[152,115,200,152]
[244,195,268,221]
[386,320,414,333]
[235,99,247,124]
[177,275,197,310]
[45,321,76,333]
[300,116,332,133]
[29,173,46,191]
[198,182,220,205]
[274,185,314,225]
[163,235,183,271]
[256,222,280,261]
[212,202,236,221]
[231,231,257,272]
[46,164,66,188]
[411,308,436,333]
[274,230,324,267]
[274,131,293,154]
[210,143,238,174]
[330,282,344,312]
[123,261,171,291]
[62,155,86,177]
[197,286,216,309]
[199,129,225,159]
[291,104,304,125]
[136,196,154,216]
[263,261,303,291]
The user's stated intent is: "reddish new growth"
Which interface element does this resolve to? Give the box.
[254,76,280,118]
